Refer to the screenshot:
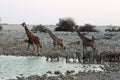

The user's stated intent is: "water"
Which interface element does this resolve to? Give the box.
[0,56,104,79]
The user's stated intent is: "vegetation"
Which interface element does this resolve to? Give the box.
[55,17,76,32]
[79,24,98,32]
[31,24,46,33]
[55,17,98,32]
[105,26,120,32]
[0,25,2,31]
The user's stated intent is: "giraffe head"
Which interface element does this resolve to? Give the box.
[21,22,26,27]
[44,27,51,33]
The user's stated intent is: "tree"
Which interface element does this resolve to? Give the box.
[31,24,46,33]
[79,24,97,32]
[55,17,76,32]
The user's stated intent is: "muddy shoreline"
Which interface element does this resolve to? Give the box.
[7,71,120,80]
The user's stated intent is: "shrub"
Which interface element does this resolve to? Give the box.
[31,24,46,33]
[79,24,98,32]
[55,17,76,32]
[105,26,120,32]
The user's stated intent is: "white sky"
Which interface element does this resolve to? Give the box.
[0,0,120,25]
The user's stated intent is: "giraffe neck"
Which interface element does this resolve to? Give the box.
[24,25,33,38]
[47,29,58,41]
[76,29,90,41]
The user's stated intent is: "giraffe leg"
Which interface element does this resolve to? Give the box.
[40,48,43,56]
[83,49,85,63]
[85,47,88,62]
[37,45,42,56]
[62,47,64,57]
[32,44,36,55]
[26,43,30,54]
[55,45,58,54]
[82,46,85,63]
[54,43,58,54]
[83,46,87,63]
[37,46,39,54]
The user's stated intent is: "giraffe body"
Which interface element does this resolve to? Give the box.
[75,26,96,63]
[45,28,65,55]
[21,22,42,55]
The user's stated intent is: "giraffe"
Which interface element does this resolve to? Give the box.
[21,22,42,55]
[45,28,65,55]
[74,25,96,63]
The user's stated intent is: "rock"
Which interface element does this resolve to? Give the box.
[59,74,65,80]
[42,74,47,77]
[26,75,41,80]
[16,76,25,80]
[54,71,62,75]
[67,76,77,80]
[47,76,59,80]
[46,71,52,74]
[65,70,75,75]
